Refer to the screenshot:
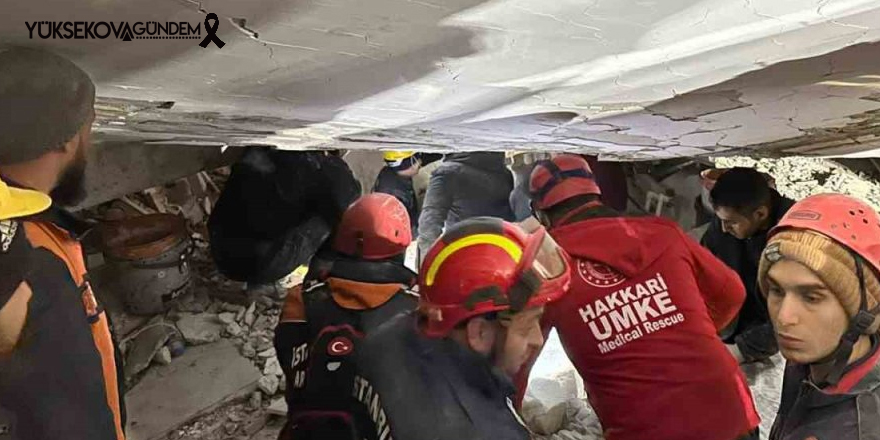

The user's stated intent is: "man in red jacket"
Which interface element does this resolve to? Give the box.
[525,154,760,440]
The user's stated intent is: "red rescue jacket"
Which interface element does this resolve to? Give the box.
[541,210,760,440]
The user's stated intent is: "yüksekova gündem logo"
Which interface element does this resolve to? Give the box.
[25,13,225,48]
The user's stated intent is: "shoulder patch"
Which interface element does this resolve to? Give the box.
[1,220,19,253]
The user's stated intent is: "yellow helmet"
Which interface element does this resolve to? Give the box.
[0,178,52,220]
[293,265,309,278]
[383,151,416,162]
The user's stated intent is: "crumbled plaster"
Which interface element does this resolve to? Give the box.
[30,0,879,160]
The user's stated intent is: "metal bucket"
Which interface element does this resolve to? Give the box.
[100,214,192,315]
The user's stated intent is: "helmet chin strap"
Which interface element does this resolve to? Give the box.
[812,252,876,387]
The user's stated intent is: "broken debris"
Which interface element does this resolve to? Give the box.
[126,340,260,440]
[218,312,236,325]
[267,398,287,417]
[258,375,279,396]
[153,346,173,366]
[175,290,212,314]
[714,156,880,209]
[123,316,174,381]
[241,342,257,359]
[176,313,223,345]
[252,335,273,352]
[250,391,263,410]
[258,348,276,359]
[220,302,247,314]
[244,302,257,328]
[263,357,283,377]
[225,322,244,338]
[253,314,275,333]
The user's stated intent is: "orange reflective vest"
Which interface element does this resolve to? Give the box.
[22,219,125,440]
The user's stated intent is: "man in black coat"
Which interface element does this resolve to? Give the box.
[209,148,361,284]
[701,167,795,363]
[417,152,514,256]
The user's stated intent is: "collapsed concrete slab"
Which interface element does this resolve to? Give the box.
[125,340,260,440]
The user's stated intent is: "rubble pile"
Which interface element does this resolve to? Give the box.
[714,156,880,208]
[110,224,292,380]
[167,400,284,440]
[172,243,293,403]
[81,168,297,438]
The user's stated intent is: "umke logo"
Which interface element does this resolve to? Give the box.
[25,13,225,48]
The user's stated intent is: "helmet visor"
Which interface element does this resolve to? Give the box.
[506,226,570,312]
[531,231,567,280]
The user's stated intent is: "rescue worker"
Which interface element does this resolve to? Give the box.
[274,193,418,440]
[417,152,514,257]
[757,194,880,439]
[353,217,571,440]
[509,152,629,221]
[526,154,760,440]
[373,151,421,234]
[0,47,125,440]
[702,167,795,363]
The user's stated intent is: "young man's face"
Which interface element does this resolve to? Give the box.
[766,259,850,364]
[494,306,545,378]
[714,205,768,240]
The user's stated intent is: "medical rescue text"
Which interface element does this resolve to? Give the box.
[578,273,686,354]
[25,21,202,40]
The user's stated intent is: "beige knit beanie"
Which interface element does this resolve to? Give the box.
[758,229,880,334]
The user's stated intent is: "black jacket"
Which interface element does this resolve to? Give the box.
[770,337,880,440]
[0,205,125,440]
[275,256,418,440]
[701,190,795,362]
[417,153,514,254]
[209,148,360,284]
[373,167,418,235]
[354,312,532,440]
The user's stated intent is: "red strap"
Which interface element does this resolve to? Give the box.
[824,343,880,394]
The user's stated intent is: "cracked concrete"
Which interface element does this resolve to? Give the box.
[2,0,880,159]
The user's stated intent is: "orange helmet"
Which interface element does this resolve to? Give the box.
[332,194,411,260]
[419,217,571,337]
[529,154,602,210]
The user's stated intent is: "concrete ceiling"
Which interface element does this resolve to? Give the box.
[3,0,880,160]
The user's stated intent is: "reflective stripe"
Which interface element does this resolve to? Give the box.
[425,234,522,286]
[23,221,125,440]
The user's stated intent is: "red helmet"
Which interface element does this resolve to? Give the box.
[767,194,880,382]
[529,154,601,210]
[419,217,572,337]
[769,194,880,275]
[332,193,411,260]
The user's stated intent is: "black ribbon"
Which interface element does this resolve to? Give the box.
[199,13,226,48]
